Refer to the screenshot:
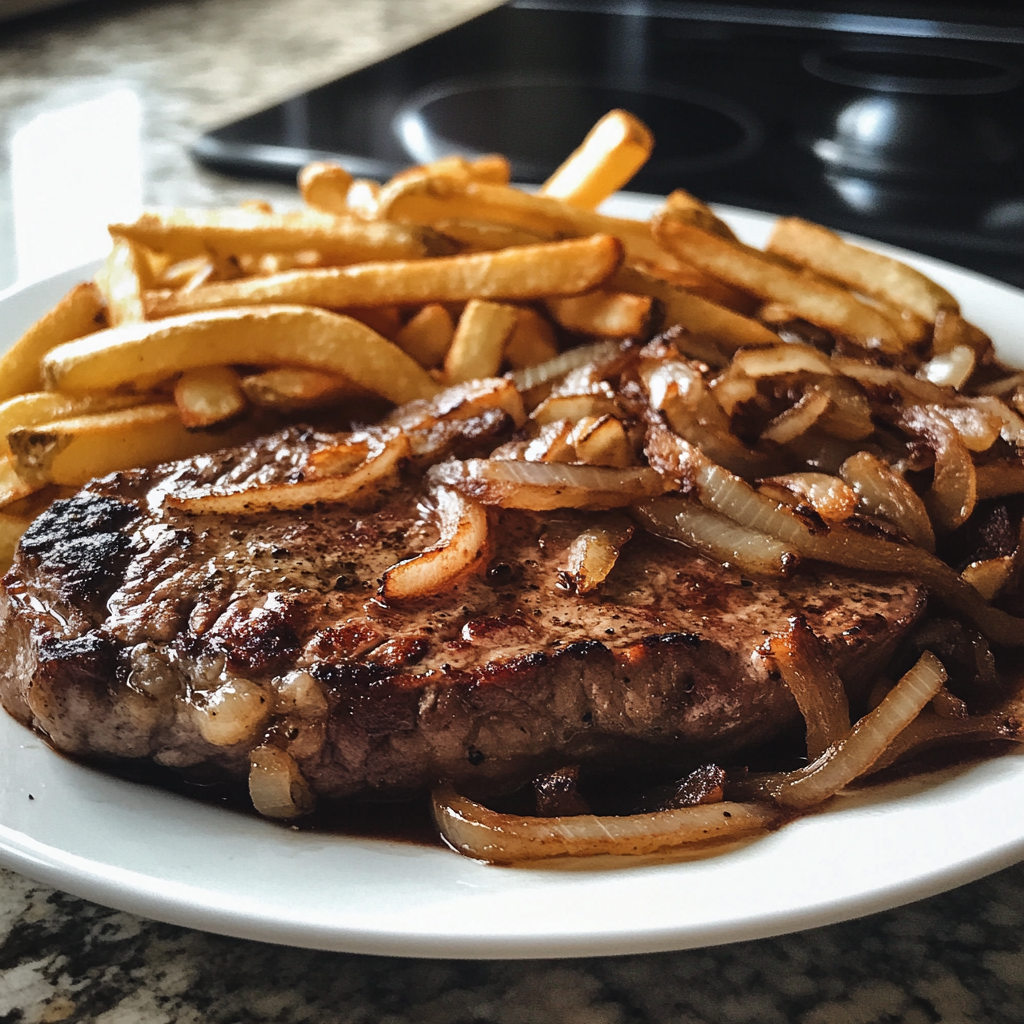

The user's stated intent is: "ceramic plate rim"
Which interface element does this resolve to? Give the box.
[1,199,1023,959]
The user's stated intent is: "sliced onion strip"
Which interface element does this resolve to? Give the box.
[432,785,781,863]
[760,389,831,445]
[634,496,795,577]
[429,458,664,510]
[170,430,409,514]
[759,472,858,523]
[380,486,488,602]
[561,514,634,594]
[739,651,946,809]
[839,451,935,551]
[510,339,621,393]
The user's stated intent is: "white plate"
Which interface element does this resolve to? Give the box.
[2,200,1024,959]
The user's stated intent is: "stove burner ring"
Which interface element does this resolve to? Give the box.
[803,41,1022,96]
[394,75,762,181]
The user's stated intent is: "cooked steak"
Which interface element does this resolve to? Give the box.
[0,426,926,806]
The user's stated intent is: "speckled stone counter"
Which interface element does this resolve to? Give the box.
[3,1,1024,1021]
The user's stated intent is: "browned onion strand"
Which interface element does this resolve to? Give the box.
[380,486,489,601]
[432,785,782,863]
[769,616,850,760]
[429,458,664,510]
[733,651,947,809]
[562,514,634,593]
[634,495,796,577]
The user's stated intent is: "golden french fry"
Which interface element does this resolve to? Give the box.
[346,179,381,219]
[768,217,957,323]
[0,455,38,507]
[433,219,552,252]
[42,305,440,406]
[0,509,33,573]
[241,368,365,411]
[395,304,455,368]
[504,307,559,369]
[6,404,268,487]
[298,161,354,216]
[664,190,738,242]
[0,282,105,402]
[539,109,653,210]
[174,366,247,428]
[610,265,779,350]
[346,306,403,340]
[569,414,632,467]
[466,155,511,185]
[0,391,147,456]
[631,258,758,313]
[144,235,623,317]
[546,290,652,338]
[377,175,667,267]
[159,255,214,288]
[652,213,902,351]
[110,208,436,262]
[240,199,274,215]
[445,300,519,384]
[95,238,149,326]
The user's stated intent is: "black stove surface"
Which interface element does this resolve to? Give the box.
[193,1,1024,287]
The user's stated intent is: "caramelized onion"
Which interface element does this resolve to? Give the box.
[561,514,634,593]
[769,616,850,760]
[169,430,409,514]
[839,451,935,551]
[898,406,976,532]
[429,458,664,510]
[735,651,946,809]
[249,745,315,819]
[510,339,621,393]
[917,344,975,390]
[976,460,1024,499]
[679,442,1024,645]
[432,785,781,863]
[759,472,858,523]
[635,495,795,577]
[380,486,488,602]
[760,389,831,445]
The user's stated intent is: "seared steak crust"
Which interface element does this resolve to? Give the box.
[0,427,927,801]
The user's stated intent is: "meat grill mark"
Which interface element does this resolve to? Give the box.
[17,494,141,604]
[0,427,928,802]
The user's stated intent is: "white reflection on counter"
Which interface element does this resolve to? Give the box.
[12,89,143,283]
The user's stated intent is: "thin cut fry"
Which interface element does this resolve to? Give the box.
[111,208,435,262]
[653,213,903,350]
[394,304,455,368]
[611,265,779,349]
[444,300,519,384]
[42,305,441,406]
[298,161,353,216]
[95,238,148,326]
[0,456,37,507]
[768,217,957,323]
[539,109,653,210]
[0,283,105,401]
[0,391,146,456]
[377,175,668,267]
[346,179,381,219]
[546,290,652,338]
[7,405,256,486]
[664,189,738,241]
[240,367,365,411]
[144,235,623,317]
[504,307,559,369]
[174,366,247,428]
[0,510,33,573]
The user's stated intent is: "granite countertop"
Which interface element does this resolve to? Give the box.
[2,1,1024,1020]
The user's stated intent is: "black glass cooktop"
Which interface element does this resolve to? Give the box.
[192,0,1024,286]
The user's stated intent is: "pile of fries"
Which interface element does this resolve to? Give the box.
[1,105,1023,600]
